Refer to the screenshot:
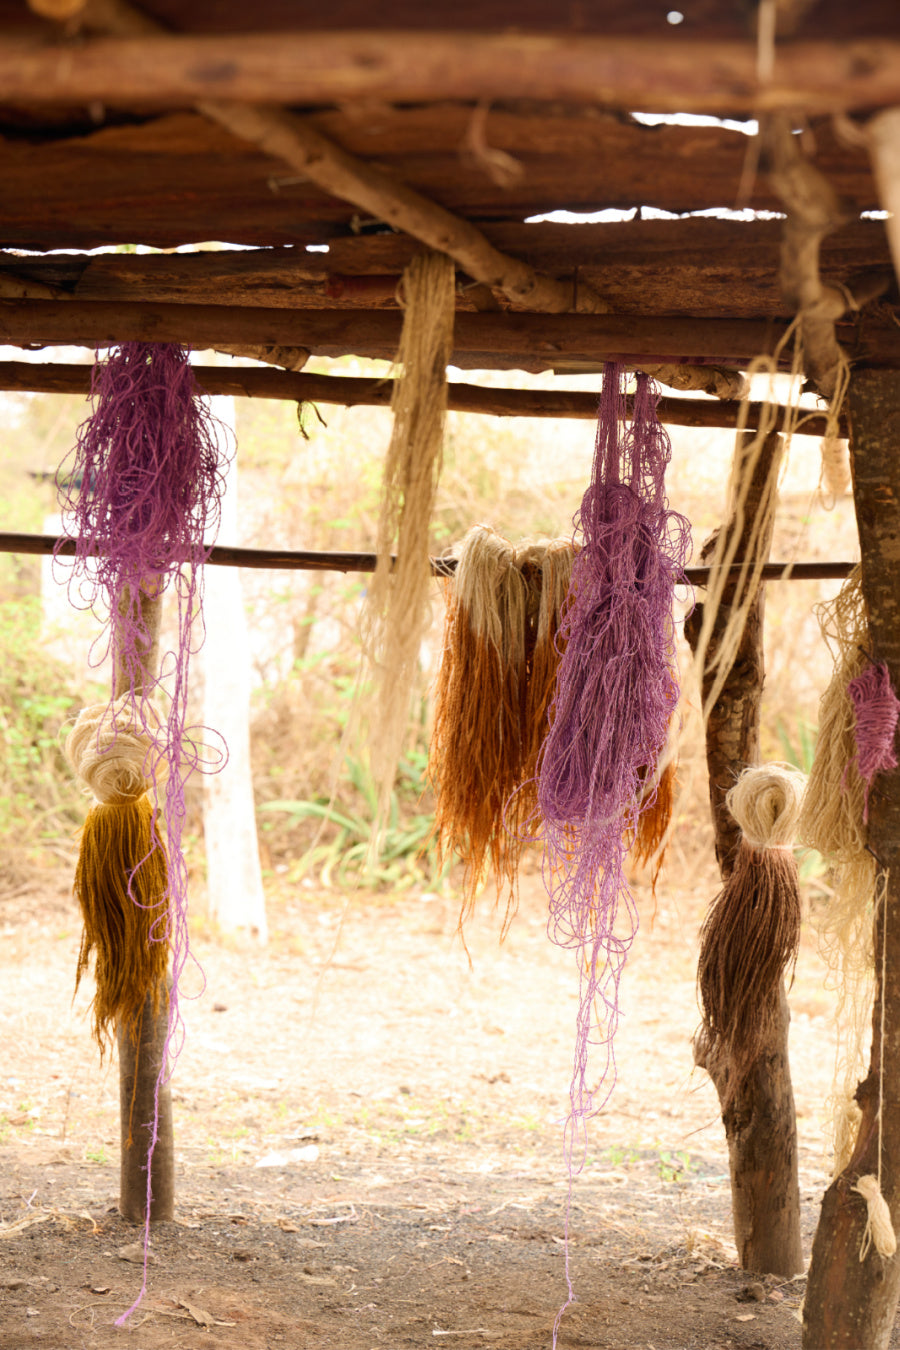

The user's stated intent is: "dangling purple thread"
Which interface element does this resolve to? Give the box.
[55,343,230,1323]
[848,660,900,822]
[537,364,690,1338]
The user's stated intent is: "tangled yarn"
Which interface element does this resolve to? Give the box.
[537,365,689,1146]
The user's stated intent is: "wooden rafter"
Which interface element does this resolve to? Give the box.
[3,298,899,368]
[4,28,900,115]
[0,359,845,436]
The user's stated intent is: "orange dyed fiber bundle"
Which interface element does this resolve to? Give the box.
[74,794,170,1053]
[430,525,573,917]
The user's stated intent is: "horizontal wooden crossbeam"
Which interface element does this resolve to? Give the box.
[2,29,900,115]
[0,298,882,369]
[0,360,843,437]
[1,299,898,369]
[1,532,856,586]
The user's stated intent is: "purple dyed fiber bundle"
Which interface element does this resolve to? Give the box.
[848,659,900,820]
[56,342,229,1322]
[538,363,690,1149]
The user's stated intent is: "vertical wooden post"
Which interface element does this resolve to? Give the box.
[803,370,900,1349]
[117,984,174,1223]
[113,583,175,1225]
[685,430,804,1277]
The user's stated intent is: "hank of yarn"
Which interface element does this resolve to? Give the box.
[65,696,165,805]
[853,1174,898,1260]
[726,763,806,850]
[848,661,900,820]
[696,763,805,1102]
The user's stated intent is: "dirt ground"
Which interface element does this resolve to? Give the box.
[0,860,890,1350]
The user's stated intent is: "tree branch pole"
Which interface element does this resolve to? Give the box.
[0,299,845,367]
[803,370,900,1350]
[0,531,857,584]
[112,586,175,1225]
[8,25,900,115]
[685,430,804,1277]
[0,359,845,435]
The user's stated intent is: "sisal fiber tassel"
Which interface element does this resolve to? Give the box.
[363,249,455,824]
[853,1174,898,1260]
[74,796,169,1052]
[696,764,805,1100]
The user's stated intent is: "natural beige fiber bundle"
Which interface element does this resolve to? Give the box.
[798,566,877,1172]
[697,764,806,1100]
[362,249,455,821]
[65,695,165,805]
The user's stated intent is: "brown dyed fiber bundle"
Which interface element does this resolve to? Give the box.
[697,764,806,1096]
[430,525,573,921]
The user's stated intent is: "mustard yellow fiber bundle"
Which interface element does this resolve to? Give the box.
[74,794,170,1052]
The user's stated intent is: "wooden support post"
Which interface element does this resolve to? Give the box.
[803,369,900,1349]
[112,585,174,1225]
[117,985,174,1224]
[685,430,804,1277]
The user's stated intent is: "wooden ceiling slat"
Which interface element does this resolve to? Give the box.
[3,0,898,41]
[1,220,890,322]
[0,111,880,251]
[1,30,900,115]
[0,298,897,369]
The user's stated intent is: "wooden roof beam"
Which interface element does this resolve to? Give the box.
[6,27,900,116]
[0,298,898,369]
[0,358,845,437]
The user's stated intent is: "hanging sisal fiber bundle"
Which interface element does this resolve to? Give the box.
[429,526,574,921]
[362,249,455,823]
[797,567,878,1170]
[66,694,171,1048]
[696,764,806,1099]
[537,365,690,1148]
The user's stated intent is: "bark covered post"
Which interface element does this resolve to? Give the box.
[685,428,804,1276]
[803,369,900,1349]
[113,583,174,1224]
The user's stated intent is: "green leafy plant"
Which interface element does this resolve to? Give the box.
[260,747,449,891]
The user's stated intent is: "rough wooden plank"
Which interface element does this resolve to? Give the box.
[0,219,890,321]
[4,0,899,40]
[0,110,880,250]
[2,298,898,369]
[3,29,900,114]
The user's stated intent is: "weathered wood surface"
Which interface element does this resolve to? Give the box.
[117,986,174,1224]
[2,299,899,370]
[5,0,898,40]
[3,29,900,114]
[0,359,848,435]
[0,219,891,321]
[0,110,879,250]
[685,430,804,1277]
[803,370,900,1350]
